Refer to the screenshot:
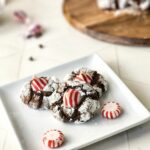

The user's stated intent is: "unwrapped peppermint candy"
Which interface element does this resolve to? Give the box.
[63,89,81,108]
[101,101,122,119]
[13,10,31,24]
[25,23,44,38]
[42,129,64,148]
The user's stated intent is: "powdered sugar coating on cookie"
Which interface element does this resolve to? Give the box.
[20,76,61,110]
[75,98,100,123]
[49,81,101,123]
[20,81,32,104]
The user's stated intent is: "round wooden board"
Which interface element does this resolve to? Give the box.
[63,0,150,46]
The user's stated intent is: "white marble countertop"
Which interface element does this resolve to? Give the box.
[0,0,150,150]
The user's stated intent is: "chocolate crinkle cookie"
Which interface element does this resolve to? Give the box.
[20,76,62,110]
[47,82,101,124]
[20,68,108,124]
[64,68,108,98]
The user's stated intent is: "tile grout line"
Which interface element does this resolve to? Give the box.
[114,46,121,77]
[0,53,18,60]
[16,41,27,80]
[125,131,131,150]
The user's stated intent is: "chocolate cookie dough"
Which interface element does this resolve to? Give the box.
[48,82,101,123]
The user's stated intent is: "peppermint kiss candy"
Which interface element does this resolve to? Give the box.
[25,23,43,38]
[13,10,31,24]
[63,89,81,108]
[31,77,48,92]
[101,102,122,119]
[74,73,92,84]
[42,129,64,148]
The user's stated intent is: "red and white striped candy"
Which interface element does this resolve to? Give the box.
[101,102,122,119]
[13,10,30,24]
[74,73,92,84]
[42,129,64,148]
[31,77,48,92]
[63,89,81,108]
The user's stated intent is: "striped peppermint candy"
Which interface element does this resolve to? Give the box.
[25,23,43,38]
[42,129,64,148]
[63,89,81,108]
[74,73,92,84]
[31,77,48,92]
[13,10,31,24]
[101,102,122,119]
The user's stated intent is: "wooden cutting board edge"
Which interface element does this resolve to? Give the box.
[63,0,150,46]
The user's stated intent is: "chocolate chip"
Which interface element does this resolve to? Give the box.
[35,32,42,38]
[29,56,35,61]
[26,35,32,39]
[39,44,44,49]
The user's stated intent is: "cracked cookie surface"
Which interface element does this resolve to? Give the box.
[48,82,101,124]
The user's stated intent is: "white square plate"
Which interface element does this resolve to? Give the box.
[0,54,150,150]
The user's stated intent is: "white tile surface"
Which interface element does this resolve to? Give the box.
[0,130,7,150]
[116,46,150,85]
[3,130,21,150]
[127,121,150,150]
[0,0,150,150]
[96,47,119,74]
[82,133,129,150]
[0,53,21,85]
[123,79,150,111]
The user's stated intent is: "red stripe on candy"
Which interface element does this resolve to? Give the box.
[39,78,47,87]
[33,79,43,90]
[86,74,92,81]
[110,111,113,119]
[31,81,40,91]
[69,89,74,107]
[52,140,54,148]
[74,90,79,106]
[75,73,92,83]
[101,109,105,117]
[106,111,109,119]
[82,73,88,83]
[48,140,52,148]
[75,76,84,81]
[36,78,45,89]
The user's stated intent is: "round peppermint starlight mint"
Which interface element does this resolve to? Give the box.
[42,129,64,148]
[101,102,122,119]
